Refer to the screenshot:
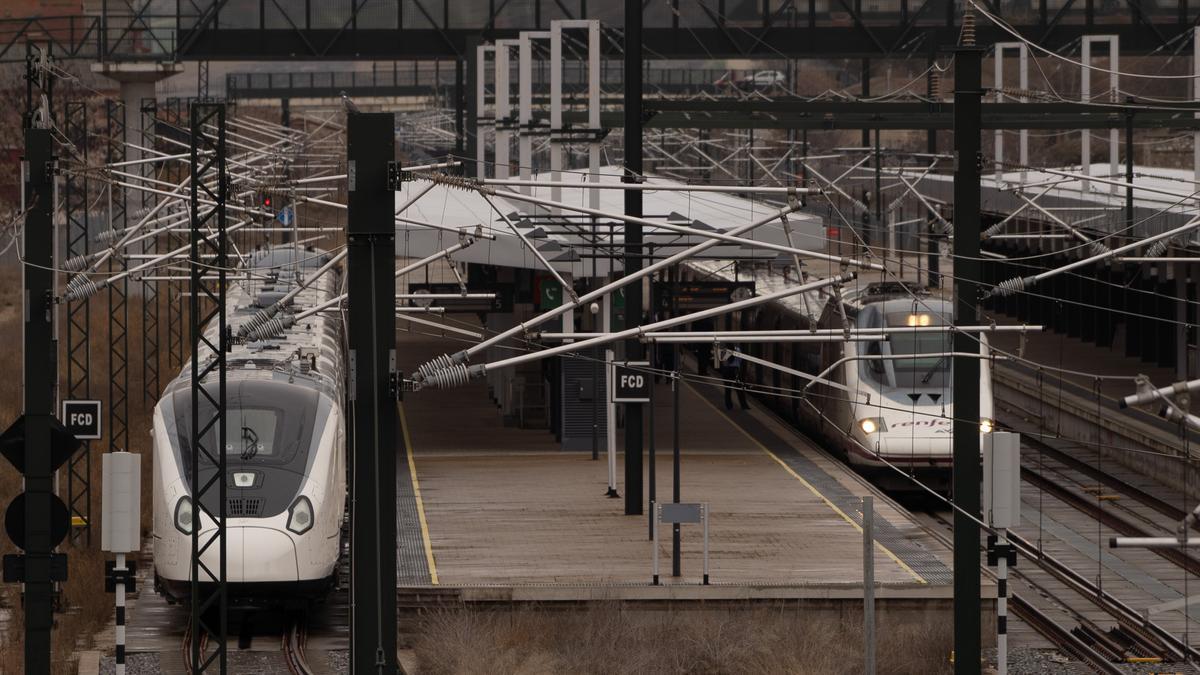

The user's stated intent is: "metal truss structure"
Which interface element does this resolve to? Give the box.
[106,99,130,461]
[226,66,457,101]
[198,60,210,99]
[141,98,160,406]
[188,101,229,674]
[161,99,189,370]
[20,6,1200,674]
[1,1,1196,63]
[63,99,91,546]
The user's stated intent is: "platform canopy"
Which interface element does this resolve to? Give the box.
[914,164,1198,242]
[394,166,826,277]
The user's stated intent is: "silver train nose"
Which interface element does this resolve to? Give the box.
[193,526,300,582]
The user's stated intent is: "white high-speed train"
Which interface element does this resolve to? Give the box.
[152,246,346,607]
[685,269,996,493]
[801,282,995,491]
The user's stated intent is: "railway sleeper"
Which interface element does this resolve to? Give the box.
[1008,531,1200,663]
[1011,595,1124,675]
[1020,467,1200,578]
[1071,624,1126,663]
[1109,624,1169,663]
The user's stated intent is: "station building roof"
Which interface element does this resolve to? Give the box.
[914,164,1198,243]
[394,166,826,277]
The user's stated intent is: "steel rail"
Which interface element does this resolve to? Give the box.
[1008,595,1126,674]
[1006,529,1198,663]
[1021,467,1200,577]
[282,619,314,675]
[1018,432,1198,534]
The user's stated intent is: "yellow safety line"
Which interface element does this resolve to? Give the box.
[399,403,439,585]
[689,383,927,585]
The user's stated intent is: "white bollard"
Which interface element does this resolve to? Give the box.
[102,451,141,675]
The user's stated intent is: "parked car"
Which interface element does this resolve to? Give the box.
[737,70,787,91]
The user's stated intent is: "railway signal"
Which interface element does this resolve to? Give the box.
[8,73,75,673]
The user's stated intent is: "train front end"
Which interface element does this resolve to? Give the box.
[843,298,993,491]
[151,375,345,608]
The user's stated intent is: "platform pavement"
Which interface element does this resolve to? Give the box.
[394,331,966,597]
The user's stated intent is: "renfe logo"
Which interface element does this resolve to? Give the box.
[61,400,102,440]
[891,419,952,428]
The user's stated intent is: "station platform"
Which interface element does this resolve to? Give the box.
[987,313,1179,404]
[986,310,1200,495]
[395,331,981,609]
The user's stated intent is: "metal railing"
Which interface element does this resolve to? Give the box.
[224,64,795,99]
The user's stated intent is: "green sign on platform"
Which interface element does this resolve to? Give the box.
[541,280,563,309]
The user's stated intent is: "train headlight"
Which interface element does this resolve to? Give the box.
[174,496,194,535]
[980,418,994,434]
[858,418,886,435]
[287,496,314,535]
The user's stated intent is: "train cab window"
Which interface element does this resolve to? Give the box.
[883,310,951,389]
[858,305,952,389]
[235,408,282,459]
[173,380,320,477]
[867,341,886,376]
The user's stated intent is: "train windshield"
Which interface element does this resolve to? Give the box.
[858,306,952,389]
[172,379,320,477]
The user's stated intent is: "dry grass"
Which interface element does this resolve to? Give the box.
[412,605,953,675]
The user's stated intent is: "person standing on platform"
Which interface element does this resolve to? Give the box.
[720,352,750,411]
[655,316,676,383]
[694,317,715,375]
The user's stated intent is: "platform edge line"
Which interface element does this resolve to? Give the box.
[686,382,927,585]
[399,402,439,585]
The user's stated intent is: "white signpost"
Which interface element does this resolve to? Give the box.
[102,452,141,675]
[984,431,1021,675]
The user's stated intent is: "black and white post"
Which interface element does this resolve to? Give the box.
[984,432,1020,675]
[102,451,141,675]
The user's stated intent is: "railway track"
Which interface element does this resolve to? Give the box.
[730,375,1190,670]
[731,357,1199,669]
[1019,461,1200,578]
[981,370,1200,667]
[1006,594,1125,674]
[283,619,315,675]
[919,509,1188,671]
[180,623,208,673]
[180,615,315,674]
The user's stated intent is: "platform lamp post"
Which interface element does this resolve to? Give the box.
[623,0,645,517]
